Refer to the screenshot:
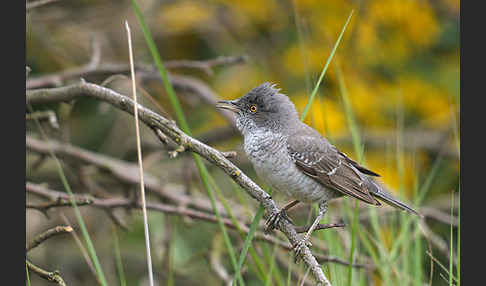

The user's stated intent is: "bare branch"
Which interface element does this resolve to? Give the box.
[26,110,60,129]
[420,206,458,226]
[27,196,93,214]
[26,260,67,286]
[26,182,368,269]
[26,135,230,216]
[27,225,73,252]
[26,56,247,89]
[168,74,237,126]
[164,55,248,76]
[27,63,239,126]
[26,0,60,11]
[25,81,331,284]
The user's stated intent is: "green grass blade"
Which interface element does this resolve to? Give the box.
[425,251,458,282]
[291,0,312,94]
[300,9,354,121]
[335,60,362,158]
[263,244,279,286]
[193,153,244,286]
[449,193,454,286]
[298,12,356,282]
[347,200,359,285]
[27,104,108,286]
[287,253,293,286]
[56,158,109,286]
[209,177,272,284]
[415,155,443,206]
[130,2,243,284]
[456,186,460,285]
[334,41,364,286]
[112,226,127,286]
[234,205,265,285]
[130,0,191,134]
[26,261,31,286]
[168,218,176,286]
[413,233,423,286]
[229,182,269,282]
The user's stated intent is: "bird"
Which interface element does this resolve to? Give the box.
[216,82,421,256]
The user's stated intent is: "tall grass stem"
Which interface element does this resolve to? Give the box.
[125,21,154,286]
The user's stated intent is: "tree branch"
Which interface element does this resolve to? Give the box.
[26,56,247,89]
[27,225,73,252]
[26,259,67,286]
[27,81,355,284]
[26,82,333,284]
[26,182,368,269]
[26,135,235,217]
[26,0,61,11]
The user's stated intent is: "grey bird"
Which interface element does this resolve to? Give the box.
[216,82,421,255]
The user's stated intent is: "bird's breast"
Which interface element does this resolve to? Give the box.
[243,131,333,203]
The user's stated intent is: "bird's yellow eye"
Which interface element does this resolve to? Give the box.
[249,105,257,113]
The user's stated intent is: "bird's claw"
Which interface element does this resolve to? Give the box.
[265,209,293,234]
[292,238,312,263]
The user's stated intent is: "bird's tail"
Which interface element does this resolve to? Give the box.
[365,178,423,218]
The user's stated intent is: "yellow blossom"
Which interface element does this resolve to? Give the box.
[157,1,213,34]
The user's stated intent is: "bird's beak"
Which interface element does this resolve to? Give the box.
[216,100,240,113]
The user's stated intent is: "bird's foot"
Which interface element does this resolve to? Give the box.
[292,237,312,263]
[265,209,293,234]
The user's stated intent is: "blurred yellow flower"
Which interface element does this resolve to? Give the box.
[347,77,392,128]
[352,0,440,63]
[399,77,453,127]
[365,150,418,198]
[214,65,268,101]
[368,0,439,47]
[213,0,281,25]
[355,19,378,57]
[294,92,348,137]
[283,43,332,77]
[157,1,213,34]
[379,226,393,250]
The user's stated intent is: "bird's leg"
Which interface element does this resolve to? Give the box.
[265,200,300,233]
[292,201,328,261]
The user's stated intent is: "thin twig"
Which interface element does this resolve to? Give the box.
[27,196,93,214]
[421,206,458,226]
[26,56,247,89]
[26,0,60,11]
[26,110,60,129]
[60,212,98,278]
[26,260,67,286]
[26,225,73,252]
[419,220,456,265]
[164,55,247,76]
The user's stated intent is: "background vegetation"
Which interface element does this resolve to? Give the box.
[26,0,460,285]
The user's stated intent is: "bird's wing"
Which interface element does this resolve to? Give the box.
[337,150,380,177]
[287,134,381,205]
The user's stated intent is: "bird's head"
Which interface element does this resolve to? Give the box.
[216,83,299,135]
